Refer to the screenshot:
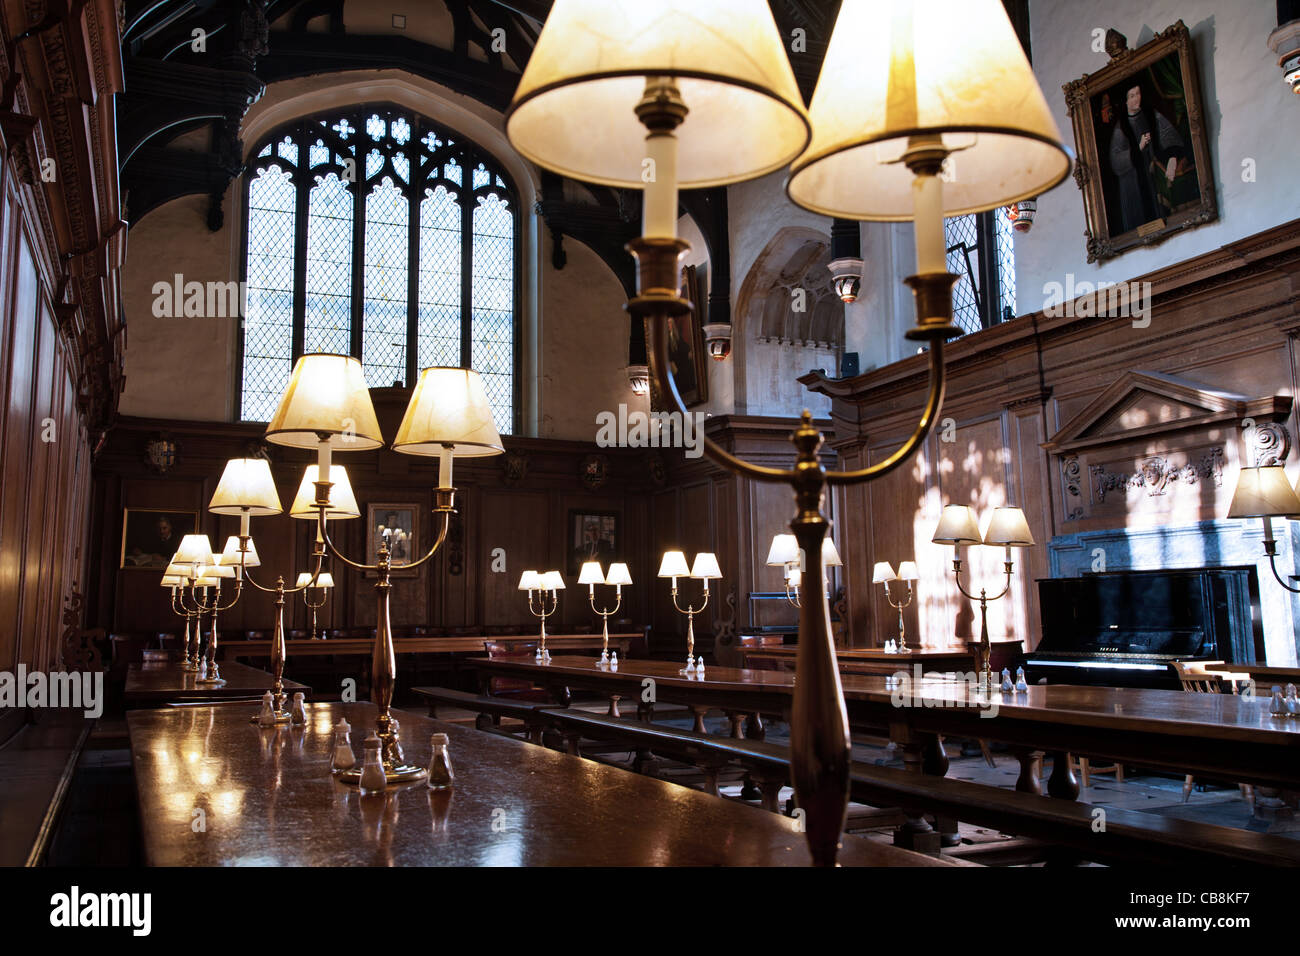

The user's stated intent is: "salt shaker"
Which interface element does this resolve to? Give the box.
[426,733,454,791]
[358,734,387,794]
[256,691,277,727]
[696,656,705,677]
[330,718,356,772]
[1000,668,1014,693]
[1014,667,1029,693]
[609,651,618,671]
[290,692,307,725]
[1270,686,1288,718]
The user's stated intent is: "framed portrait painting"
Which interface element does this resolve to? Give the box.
[367,503,419,578]
[664,264,709,407]
[120,508,198,570]
[1063,21,1217,263]
[567,511,620,578]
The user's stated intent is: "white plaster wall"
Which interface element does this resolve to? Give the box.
[119,193,238,421]
[540,238,649,440]
[1021,0,1295,307]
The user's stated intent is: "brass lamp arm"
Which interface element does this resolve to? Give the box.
[671,585,708,617]
[591,590,622,618]
[211,579,244,612]
[319,506,450,572]
[826,343,946,485]
[885,582,914,611]
[953,559,1013,602]
[1266,551,1300,594]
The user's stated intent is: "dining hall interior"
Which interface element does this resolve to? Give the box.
[3,0,1300,886]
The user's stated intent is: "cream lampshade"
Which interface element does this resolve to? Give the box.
[658,551,690,579]
[218,536,260,568]
[209,458,282,517]
[690,552,722,580]
[606,563,633,587]
[392,367,505,490]
[897,561,920,581]
[264,354,383,451]
[195,564,235,585]
[541,571,566,592]
[578,561,605,586]
[1229,465,1300,518]
[931,505,983,546]
[822,538,843,568]
[505,0,809,191]
[164,562,193,579]
[518,570,541,592]
[295,572,335,589]
[289,465,360,520]
[766,533,800,567]
[787,567,802,589]
[160,573,184,588]
[173,534,215,568]
[786,0,1072,220]
[983,507,1036,547]
[872,561,898,583]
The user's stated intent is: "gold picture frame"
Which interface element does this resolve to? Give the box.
[120,508,199,570]
[1062,21,1217,263]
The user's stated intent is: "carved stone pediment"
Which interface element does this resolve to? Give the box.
[1043,371,1293,526]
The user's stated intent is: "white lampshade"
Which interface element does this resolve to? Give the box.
[264,353,384,451]
[932,505,982,546]
[164,562,193,579]
[983,507,1036,547]
[518,570,541,591]
[505,0,809,189]
[690,552,722,580]
[218,536,260,568]
[897,561,919,581]
[209,458,282,516]
[873,561,898,583]
[578,560,606,586]
[160,573,184,588]
[542,571,566,592]
[392,367,505,458]
[787,567,802,589]
[173,534,215,567]
[787,0,1072,220]
[658,550,690,578]
[606,562,633,587]
[195,564,235,582]
[1229,465,1300,518]
[289,465,360,520]
[295,572,335,589]
[765,533,799,567]
[822,538,843,568]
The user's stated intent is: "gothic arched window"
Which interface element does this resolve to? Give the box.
[239,105,518,433]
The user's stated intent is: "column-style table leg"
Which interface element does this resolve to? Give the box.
[1013,748,1044,795]
[891,723,941,855]
[1047,751,1079,800]
[923,734,960,847]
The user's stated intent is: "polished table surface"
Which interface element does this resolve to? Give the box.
[222,633,638,659]
[124,661,308,703]
[745,646,972,662]
[473,656,1300,789]
[125,701,954,866]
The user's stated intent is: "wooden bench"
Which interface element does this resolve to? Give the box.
[0,709,94,866]
[520,705,1300,866]
[412,686,552,743]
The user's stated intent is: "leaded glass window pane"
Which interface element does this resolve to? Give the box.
[471,193,514,435]
[362,178,410,388]
[944,214,982,336]
[418,185,461,370]
[241,163,296,422]
[305,173,353,355]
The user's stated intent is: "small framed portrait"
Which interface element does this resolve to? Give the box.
[568,511,620,577]
[120,508,198,570]
[367,503,419,578]
[1063,21,1216,262]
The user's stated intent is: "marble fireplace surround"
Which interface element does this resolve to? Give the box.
[1043,370,1299,664]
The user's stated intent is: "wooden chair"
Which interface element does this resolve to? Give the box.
[1170,660,1253,803]
[483,641,550,703]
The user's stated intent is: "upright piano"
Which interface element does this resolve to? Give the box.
[1024,568,1260,689]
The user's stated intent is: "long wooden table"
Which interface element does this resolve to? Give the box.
[472,655,1300,794]
[743,645,975,676]
[124,661,309,705]
[220,633,638,660]
[125,701,954,867]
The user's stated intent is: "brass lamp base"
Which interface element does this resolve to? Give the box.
[251,710,292,725]
[337,763,428,786]
[195,676,226,686]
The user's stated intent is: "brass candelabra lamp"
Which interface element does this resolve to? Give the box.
[578,561,632,665]
[505,0,1069,865]
[766,533,842,608]
[161,570,200,670]
[166,534,243,685]
[932,506,1034,689]
[873,561,919,652]
[658,551,721,673]
[265,357,503,784]
[1228,464,1300,592]
[518,570,564,662]
[296,571,334,639]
